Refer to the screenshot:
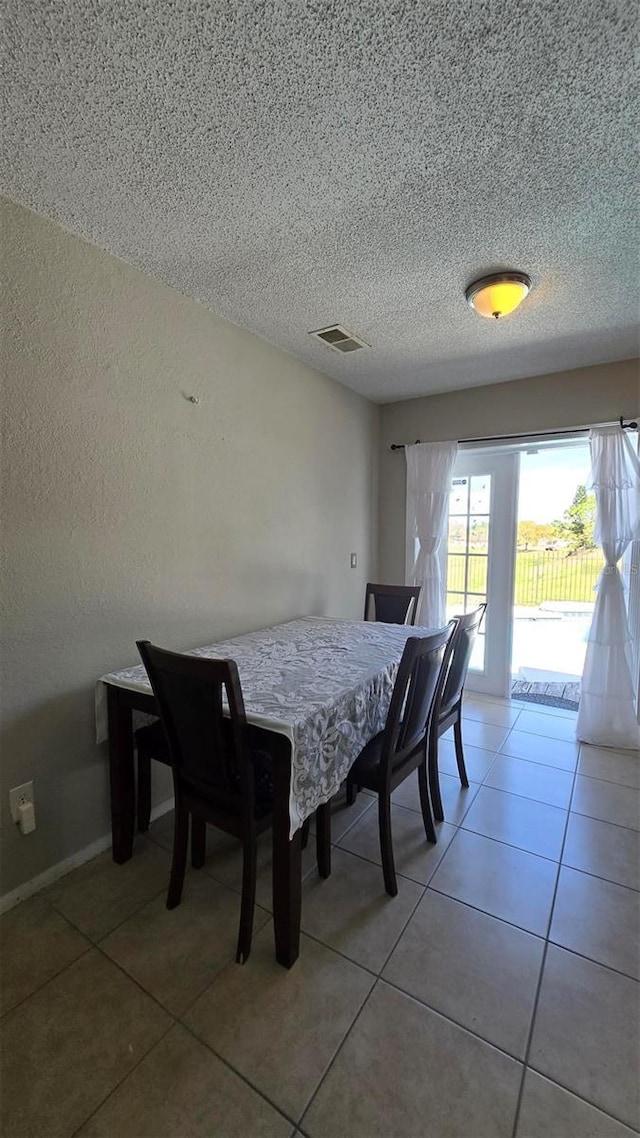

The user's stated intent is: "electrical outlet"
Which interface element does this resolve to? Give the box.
[350,553,357,568]
[9,781,34,824]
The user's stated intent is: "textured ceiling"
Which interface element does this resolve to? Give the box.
[3,1,639,402]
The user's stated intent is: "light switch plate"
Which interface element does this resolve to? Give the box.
[350,553,357,568]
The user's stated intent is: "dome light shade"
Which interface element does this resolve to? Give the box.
[465,272,531,319]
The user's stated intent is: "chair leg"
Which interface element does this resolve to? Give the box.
[237,829,257,964]
[167,805,189,909]
[428,730,444,823]
[453,715,469,788]
[191,815,207,868]
[378,793,397,897]
[137,752,152,832]
[300,817,311,850]
[418,761,437,844]
[316,803,331,879]
[346,781,358,806]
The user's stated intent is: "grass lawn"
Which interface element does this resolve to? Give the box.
[447,548,603,607]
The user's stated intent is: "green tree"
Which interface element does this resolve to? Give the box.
[554,485,596,551]
[517,520,555,550]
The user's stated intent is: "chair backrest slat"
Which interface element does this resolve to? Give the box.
[364,583,422,626]
[381,625,454,781]
[137,641,252,808]
[441,604,487,711]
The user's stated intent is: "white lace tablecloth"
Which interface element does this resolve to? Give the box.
[96,616,424,836]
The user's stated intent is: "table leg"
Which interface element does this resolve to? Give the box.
[107,685,136,864]
[271,734,301,968]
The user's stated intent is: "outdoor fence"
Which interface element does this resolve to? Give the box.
[513,549,602,608]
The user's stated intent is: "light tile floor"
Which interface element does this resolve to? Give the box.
[2,696,639,1137]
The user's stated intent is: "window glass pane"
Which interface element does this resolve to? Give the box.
[470,631,486,671]
[445,470,490,674]
[470,474,491,514]
[468,516,489,554]
[447,555,466,592]
[448,515,467,552]
[449,478,469,516]
[465,592,487,605]
[446,592,464,620]
[466,557,488,594]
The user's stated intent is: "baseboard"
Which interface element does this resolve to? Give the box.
[0,796,174,915]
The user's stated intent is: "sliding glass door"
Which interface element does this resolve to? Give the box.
[407,435,623,702]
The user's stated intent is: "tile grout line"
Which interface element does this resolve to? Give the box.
[497,718,640,788]
[296,834,433,1130]
[300,705,628,1133]
[68,1017,177,1138]
[377,970,529,1065]
[431,810,566,870]
[566,764,640,792]
[48,882,169,944]
[520,1075,640,1135]
[93,939,184,1020]
[536,940,640,986]
[293,926,379,981]
[0,942,94,1022]
[503,728,637,782]
[377,880,429,978]
[44,863,186,1131]
[426,882,550,941]
[497,751,578,774]
[172,873,393,1131]
[575,771,640,791]
[177,1018,301,1130]
[97,875,640,1088]
[34,803,636,1133]
[321,795,376,845]
[509,748,581,1138]
[6,713,635,1135]
[457,825,566,865]
[73,936,300,1133]
[13,778,635,997]
[568,807,640,836]
[555,861,640,894]
[316,804,636,1060]
[300,766,562,1127]
[295,974,391,1132]
[333,823,455,889]
[228,890,637,1130]
[481,780,599,815]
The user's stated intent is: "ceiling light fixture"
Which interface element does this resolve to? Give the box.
[465,271,532,320]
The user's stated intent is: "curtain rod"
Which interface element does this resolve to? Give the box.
[389,416,638,451]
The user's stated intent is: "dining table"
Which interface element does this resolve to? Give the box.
[95,615,422,967]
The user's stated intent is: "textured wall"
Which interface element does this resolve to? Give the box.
[378,360,639,582]
[0,199,379,896]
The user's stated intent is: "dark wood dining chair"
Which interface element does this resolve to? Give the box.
[136,641,282,964]
[136,695,324,871]
[364,582,422,626]
[427,603,487,823]
[136,718,168,835]
[319,626,454,896]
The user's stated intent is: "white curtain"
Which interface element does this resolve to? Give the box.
[577,426,640,749]
[406,440,458,627]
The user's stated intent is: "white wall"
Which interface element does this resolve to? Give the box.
[378,360,639,582]
[0,199,379,896]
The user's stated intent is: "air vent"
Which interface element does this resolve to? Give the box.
[309,324,369,353]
